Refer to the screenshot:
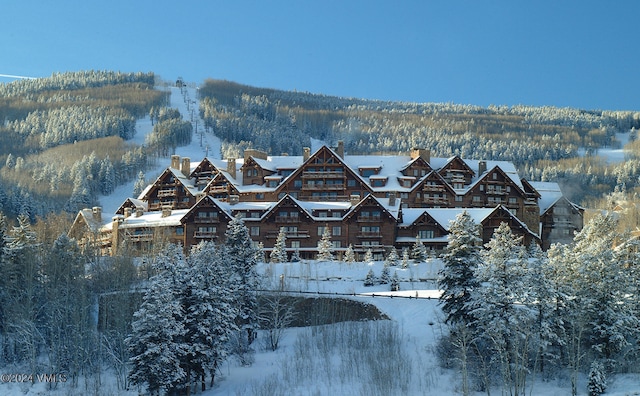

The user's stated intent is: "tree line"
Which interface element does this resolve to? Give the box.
[438,210,640,396]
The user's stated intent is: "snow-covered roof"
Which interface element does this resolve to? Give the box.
[528,181,564,214]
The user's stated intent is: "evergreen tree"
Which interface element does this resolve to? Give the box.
[438,211,482,326]
[363,248,374,263]
[390,271,400,291]
[270,227,288,263]
[411,235,427,262]
[186,242,239,389]
[401,247,410,269]
[133,170,146,198]
[127,251,188,394]
[344,244,356,263]
[380,262,391,284]
[364,268,377,287]
[385,247,399,266]
[316,226,333,261]
[587,360,607,396]
[223,215,259,345]
[471,222,534,396]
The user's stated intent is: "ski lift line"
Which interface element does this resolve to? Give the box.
[0,73,37,79]
[256,289,436,300]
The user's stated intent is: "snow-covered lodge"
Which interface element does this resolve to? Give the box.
[68,143,584,260]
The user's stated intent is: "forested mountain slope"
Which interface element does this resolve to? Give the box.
[2,72,640,222]
[200,79,640,204]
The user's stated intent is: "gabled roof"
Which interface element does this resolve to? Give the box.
[115,198,148,215]
[344,193,402,221]
[142,167,199,200]
[68,208,107,236]
[410,170,457,195]
[180,196,234,224]
[528,181,584,215]
[466,165,526,195]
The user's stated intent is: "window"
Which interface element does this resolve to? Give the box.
[290,240,301,249]
[250,226,260,236]
[332,226,342,236]
[508,197,517,205]
[347,179,356,187]
[284,226,298,233]
[250,212,260,218]
[361,226,380,234]
[493,172,498,180]
[176,228,184,236]
[317,226,328,236]
[318,211,328,218]
[473,195,481,202]
[294,180,302,188]
[455,195,463,202]
[419,230,434,239]
[256,193,264,199]
[331,241,342,249]
[332,212,341,218]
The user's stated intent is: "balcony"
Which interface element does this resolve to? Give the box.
[422,184,445,192]
[357,216,382,223]
[194,217,219,224]
[275,216,301,223]
[194,231,218,239]
[266,230,310,239]
[127,232,153,242]
[423,197,449,205]
[208,186,229,194]
[358,231,382,238]
[157,189,177,198]
[302,170,345,179]
[301,184,345,191]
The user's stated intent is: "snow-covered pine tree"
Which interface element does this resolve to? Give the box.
[390,271,400,291]
[411,235,427,263]
[127,245,188,394]
[364,268,377,286]
[438,211,481,326]
[223,215,260,345]
[471,222,534,396]
[291,248,301,262]
[401,247,410,269]
[363,248,374,263]
[270,227,288,263]
[587,360,607,396]
[133,170,146,198]
[187,241,239,389]
[385,247,399,267]
[316,226,333,262]
[380,262,391,284]
[344,244,356,263]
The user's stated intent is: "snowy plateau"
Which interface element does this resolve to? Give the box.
[5,85,640,396]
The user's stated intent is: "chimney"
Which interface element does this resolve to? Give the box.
[229,195,240,205]
[171,155,180,169]
[478,160,487,175]
[243,149,268,161]
[336,140,344,158]
[227,158,237,179]
[124,207,132,218]
[92,206,102,222]
[135,207,144,217]
[350,194,360,206]
[303,147,310,162]
[161,206,172,218]
[410,148,430,163]
[388,192,397,206]
[181,157,191,177]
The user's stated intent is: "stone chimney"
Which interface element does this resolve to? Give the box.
[124,207,132,218]
[171,155,180,169]
[229,195,240,205]
[478,160,487,175]
[227,158,237,179]
[350,194,361,206]
[135,207,144,217]
[388,192,397,206]
[410,148,430,163]
[161,206,172,218]
[92,206,102,222]
[181,157,191,177]
[303,147,311,162]
[336,140,344,158]
[243,149,268,161]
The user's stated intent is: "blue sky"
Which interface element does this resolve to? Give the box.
[1,1,638,111]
